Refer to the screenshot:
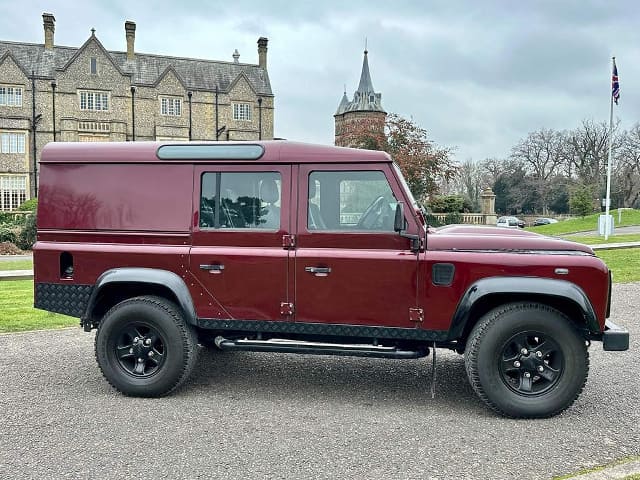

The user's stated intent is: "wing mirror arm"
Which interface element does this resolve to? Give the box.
[394,202,423,253]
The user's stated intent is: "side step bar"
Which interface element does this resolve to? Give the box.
[214,336,429,359]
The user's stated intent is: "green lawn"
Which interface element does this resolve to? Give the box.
[0,279,76,333]
[596,249,640,283]
[528,209,640,235]
[0,259,32,270]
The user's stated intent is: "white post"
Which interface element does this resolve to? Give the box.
[604,57,615,241]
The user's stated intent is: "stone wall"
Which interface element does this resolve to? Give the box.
[0,32,274,205]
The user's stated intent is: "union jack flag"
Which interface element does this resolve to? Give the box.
[612,58,620,105]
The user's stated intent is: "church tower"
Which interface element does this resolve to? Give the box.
[334,49,386,147]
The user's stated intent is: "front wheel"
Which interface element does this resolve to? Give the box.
[95,296,199,397]
[465,302,589,418]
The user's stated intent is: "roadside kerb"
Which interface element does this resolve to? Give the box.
[0,269,33,281]
[591,241,640,251]
[559,457,640,479]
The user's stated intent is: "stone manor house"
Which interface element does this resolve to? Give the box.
[0,13,274,208]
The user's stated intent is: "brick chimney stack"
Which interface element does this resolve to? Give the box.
[125,21,136,60]
[257,37,268,69]
[43,13,55,50]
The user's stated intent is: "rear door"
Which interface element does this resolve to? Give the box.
[190,165,292,320]
[294,164,420,328]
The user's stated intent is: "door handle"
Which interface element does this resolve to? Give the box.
[200,264,225,274]
[305,266,331,277]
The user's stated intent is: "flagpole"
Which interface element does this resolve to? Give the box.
[604,56,615,241]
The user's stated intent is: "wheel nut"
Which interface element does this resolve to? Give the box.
[129,348,133,354]
[514,361,521,368]
[536,351,543,358]
[524,372,531,378]
[134,337,139,343]
[145,339,151,346]
[138,358,144,362]
[538,366,544,372]
[521,348,528,355]
[148,351,154,357]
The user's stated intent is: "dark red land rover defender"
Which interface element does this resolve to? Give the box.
[33,141,628,418]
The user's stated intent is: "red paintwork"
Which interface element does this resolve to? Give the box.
[38,163,193,231]
[40,140,392,165]
[434,225,540,236]
[34,141,611,333]
[188,164,292,320]
[428,228,594,254]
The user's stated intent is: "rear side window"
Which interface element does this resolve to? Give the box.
[200,172,281,229]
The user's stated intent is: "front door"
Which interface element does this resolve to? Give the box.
[190,165,291,320]
[294,164,419,328]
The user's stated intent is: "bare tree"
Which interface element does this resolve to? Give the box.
[614,123,640,208]
[567,119,620,192]
[447,158,484,210]
[510,128,567,214]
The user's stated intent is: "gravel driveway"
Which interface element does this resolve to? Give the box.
[0,285,637,480]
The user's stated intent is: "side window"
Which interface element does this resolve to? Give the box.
[308,171,397,231]
[200,172,281,229]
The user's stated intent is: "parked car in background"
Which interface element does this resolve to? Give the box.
[533,217,559,227]
[497,216,525,228]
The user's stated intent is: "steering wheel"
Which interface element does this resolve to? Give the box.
[356,196,387,230]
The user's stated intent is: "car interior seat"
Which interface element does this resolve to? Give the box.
[259,179,280,228]
[308,181,327,230]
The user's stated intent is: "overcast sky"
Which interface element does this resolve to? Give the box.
[2,1,638,162]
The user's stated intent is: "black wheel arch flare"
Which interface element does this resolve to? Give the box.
[448,276,601,342]
[84,268,197,329]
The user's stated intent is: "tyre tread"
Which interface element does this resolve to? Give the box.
[94,295,198,397]
[464,302,589,418]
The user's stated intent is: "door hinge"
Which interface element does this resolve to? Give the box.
[282,234,296,249]
[409,307,424,323]
[280,302,295,316]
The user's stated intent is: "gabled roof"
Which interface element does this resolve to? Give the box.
[0,38,273,95]
[336,50,385,116]
[0,50,31,78]
[153,65,188,90]
[226,70,257,95]
[58,34,130,78]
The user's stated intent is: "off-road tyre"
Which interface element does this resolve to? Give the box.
[465,302,589,418]
[95,295,199,397]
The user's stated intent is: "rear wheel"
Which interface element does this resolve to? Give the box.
[95,296,198,397]
[465,302,589,418]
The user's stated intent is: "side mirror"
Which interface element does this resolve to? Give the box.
[394,202,406,232]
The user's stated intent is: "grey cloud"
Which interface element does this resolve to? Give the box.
[3,0,638,163]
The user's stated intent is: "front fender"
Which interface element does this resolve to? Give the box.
[84,268,197,326]
[447,276,600,341]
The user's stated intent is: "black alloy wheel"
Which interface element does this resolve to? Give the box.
[465,302,589,418]
[498,331,563,396]
[95,296,198,397]
[113,323,167,378]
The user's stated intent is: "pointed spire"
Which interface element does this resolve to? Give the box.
[356,49,375,94]
[336,91,350,115]
[336,46,385,116]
